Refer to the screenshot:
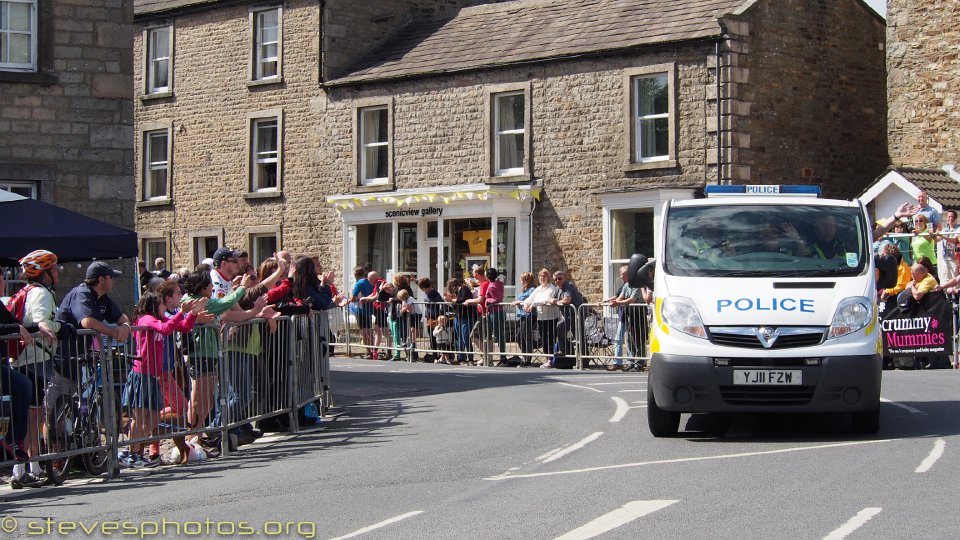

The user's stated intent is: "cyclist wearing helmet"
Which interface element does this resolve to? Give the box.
[11,249,61,488]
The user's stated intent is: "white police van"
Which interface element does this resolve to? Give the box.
[641,185,881,436]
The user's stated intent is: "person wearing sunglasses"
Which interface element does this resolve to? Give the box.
[553,270,585,364]
[911,215,938,278]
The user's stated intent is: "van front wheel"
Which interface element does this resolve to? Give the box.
[647,388,680,437]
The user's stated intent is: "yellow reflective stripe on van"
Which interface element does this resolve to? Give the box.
[655,297,669,335]
[864,312,877,337]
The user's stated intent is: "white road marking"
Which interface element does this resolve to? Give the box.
[556,382,605,393]
[609,396,649,422]
[588,382,647,386]
[619,390,644,393]
[549,375,647,379]
[880,397,927,415]
[822,508,882,540]
[485,439,893,480]
[537,447,564,462]
[542,432,604,464]
[554,500,679,540]
[915,438,946,473]
[328,511,424,540]
[388,367,517,375]
[610,397,630,423]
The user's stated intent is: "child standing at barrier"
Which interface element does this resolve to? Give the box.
[387,285,409,361]
[181,266,272,455]
[144,281,217,462]
[433,315,454,364]
[123,292,207,467]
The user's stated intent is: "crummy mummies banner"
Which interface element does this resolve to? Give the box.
[880,291,954,357]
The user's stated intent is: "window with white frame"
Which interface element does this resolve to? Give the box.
[193,236,219,267]
[633,73,670,162]
[0,0,36,71]
[250,233,277,267]
[0,180,36,198]
[142,238,167,270]
[494,92,524,175]
[143,129,170,200]
[251,117,279,191]
[608,208,654,295]
[252,7,279,80]
[359,106,389,185]
[145,25,172,94]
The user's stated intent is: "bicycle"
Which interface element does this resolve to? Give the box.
[42,350,124,484]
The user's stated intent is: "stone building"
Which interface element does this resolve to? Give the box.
[887,0,960,168]
[134,0,886,300]
[0,0,135,298]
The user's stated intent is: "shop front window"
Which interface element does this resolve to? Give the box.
[447,218,492,281]
[355,223,391,275]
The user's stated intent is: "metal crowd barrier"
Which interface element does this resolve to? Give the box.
[0,328,115,484]
[0,311,330,483]
[335,301,652,370]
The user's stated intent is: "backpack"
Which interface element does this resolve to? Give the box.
[4,284,36,359]
[5,284,35,323]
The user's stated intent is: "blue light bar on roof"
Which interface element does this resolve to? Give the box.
[704,185,821,197]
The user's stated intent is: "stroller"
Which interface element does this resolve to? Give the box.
[581,307,618,368]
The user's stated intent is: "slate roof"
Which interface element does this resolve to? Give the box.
[135,0,234,17]
[892,167,960,208]
[327,0,749,85]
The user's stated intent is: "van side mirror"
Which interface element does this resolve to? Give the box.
[627,253,655,288]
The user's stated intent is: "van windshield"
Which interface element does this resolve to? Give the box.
[663,204,868,277]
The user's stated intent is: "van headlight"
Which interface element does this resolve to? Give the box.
[661,296,707,339]
[828,297,873,339]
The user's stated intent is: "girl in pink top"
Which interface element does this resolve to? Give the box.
[120,292,206,467]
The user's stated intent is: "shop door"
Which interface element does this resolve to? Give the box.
[426,220,447,289]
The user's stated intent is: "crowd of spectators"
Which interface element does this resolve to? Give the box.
[875,193,960,369]
[1,247,338,488]
[344,262,651,371]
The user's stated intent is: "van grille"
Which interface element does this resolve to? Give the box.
[708,327,826,349]
[719,385,816,406]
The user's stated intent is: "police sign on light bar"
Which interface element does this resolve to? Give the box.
[704,184,821,197]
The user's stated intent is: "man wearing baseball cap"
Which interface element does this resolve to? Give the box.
[57,261,131,343]
[210,247,244,300]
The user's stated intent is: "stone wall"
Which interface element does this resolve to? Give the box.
[324,49,715,295]
[733,0,888,198]
[0,0,135,307]
[135,0,889,299]
[887,0,960,168]
[136,0,716,298]
[134,0,323,266]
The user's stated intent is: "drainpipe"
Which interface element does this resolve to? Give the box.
[529,181,538,273]
[318,0,327,83]
[716,38,723,185]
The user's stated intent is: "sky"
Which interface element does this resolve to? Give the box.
[865,0,886,17]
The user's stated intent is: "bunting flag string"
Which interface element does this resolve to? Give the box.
[328,187,541,210]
